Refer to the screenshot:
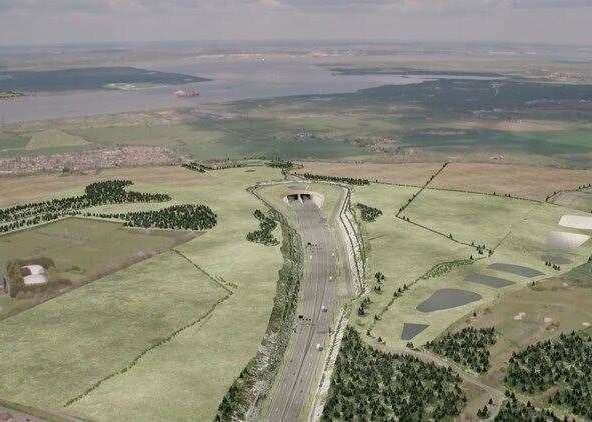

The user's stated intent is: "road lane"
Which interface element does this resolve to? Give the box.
[267,198,337,422]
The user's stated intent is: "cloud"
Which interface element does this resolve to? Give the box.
[258,0,592,12]
[1,0,591,15]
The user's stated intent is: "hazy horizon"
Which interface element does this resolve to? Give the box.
[1,0,592,47]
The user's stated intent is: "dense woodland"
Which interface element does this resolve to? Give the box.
[505,331,592,419]
[0,180,170,233]
[296,173,370,186]
[356,203,383,222]
[321,327,466,421]
[494,391,560,422]
[246,209,279,246]
[427,327,497,373]
[87,204,217,231]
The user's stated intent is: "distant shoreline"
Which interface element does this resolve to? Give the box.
[0,66,210,94]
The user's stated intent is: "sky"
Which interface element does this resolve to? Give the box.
[1,0,592,46]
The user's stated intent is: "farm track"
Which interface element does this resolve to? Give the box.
[267,199,339,421]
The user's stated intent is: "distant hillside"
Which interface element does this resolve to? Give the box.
[0,66,210,93]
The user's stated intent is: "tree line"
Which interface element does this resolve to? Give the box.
[321,327,466,421]
[181,162,211,172]
[426,327,497,373]
[296,172,370,186]
[356,203,383,222]
[266,159,295,170]
[0,180,170,234]
[86,204,217,231]
[505,331,592,419]
[246,209,279,246]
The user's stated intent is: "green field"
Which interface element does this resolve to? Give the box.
[26,129,89,150]
[0,251,226,410]
[0,217,189,285]
[402,189,538,248]
[0,166,288,421]
[350,181,592,349]
[66,167,286,421]
[553,188,592,212]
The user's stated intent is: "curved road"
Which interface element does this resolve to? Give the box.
[267,196,340,422]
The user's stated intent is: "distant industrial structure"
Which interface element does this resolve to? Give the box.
[174,88,200,98]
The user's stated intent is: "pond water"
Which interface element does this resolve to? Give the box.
[0,55,503,124]
[417,288,482,313]
[401,323,429,340]
[488,263,545,278]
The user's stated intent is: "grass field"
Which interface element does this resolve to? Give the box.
[0,251,226,411]
[300,161,444,186]
[552,188,592,212]
[434,163,592,201]
[402,188,538,248]
[26,129,89,150]
[446,264,592,410]
[67,166,285,421]
[349,180,592,350]
[0,165,287,421]
[0,218,190,285]
[348,184,474,343]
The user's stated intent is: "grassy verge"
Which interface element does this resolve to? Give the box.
[216,200,303,421]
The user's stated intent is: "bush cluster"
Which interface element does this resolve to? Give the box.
[296,172,370,186]
[321,327,466,421]
[421,259,474,280]
[505,331,592,419]
[427,327,497,373]
[356,203,383,222]
[246,209,279,246]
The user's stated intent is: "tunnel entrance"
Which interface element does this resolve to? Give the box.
[284,190,324,208]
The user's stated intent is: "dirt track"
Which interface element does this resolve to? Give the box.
[267,197,340,421]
